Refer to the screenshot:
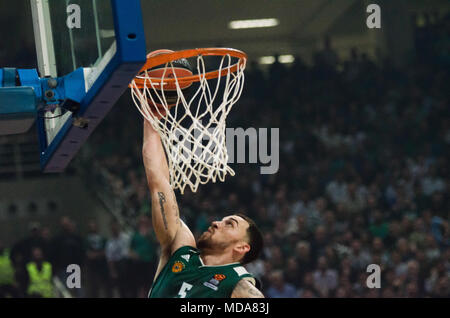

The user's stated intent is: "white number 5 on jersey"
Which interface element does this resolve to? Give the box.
[178,282,193,298]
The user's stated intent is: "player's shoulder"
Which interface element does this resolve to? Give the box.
[170,245,199,261]
[227,264,254,279]
[227,265,264,296]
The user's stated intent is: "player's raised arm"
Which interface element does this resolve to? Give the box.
[142,120,194,253]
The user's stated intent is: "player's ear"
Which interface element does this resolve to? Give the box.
[234,242,250,255]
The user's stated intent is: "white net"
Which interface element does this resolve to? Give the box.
[130,53,246,194]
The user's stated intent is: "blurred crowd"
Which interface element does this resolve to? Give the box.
[0,216,157,298]
[1,13,449,298]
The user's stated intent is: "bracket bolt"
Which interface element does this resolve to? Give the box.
[45,90,55,99]
[47,78,58,88]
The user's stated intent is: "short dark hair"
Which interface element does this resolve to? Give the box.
[236,213,264,265]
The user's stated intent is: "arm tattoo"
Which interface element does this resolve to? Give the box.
[248,286,264,297]
[233,279,264,298]
[157,192,168,230]
[173,205,180,225]
[172,192,180,226]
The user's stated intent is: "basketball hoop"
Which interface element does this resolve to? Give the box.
[130,48,247,194]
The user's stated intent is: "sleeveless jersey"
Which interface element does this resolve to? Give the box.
[149,246,255,298]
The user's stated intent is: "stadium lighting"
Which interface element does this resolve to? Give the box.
[228,18,279,29]
[279,55,295,63]
[258,55,295,65]
[258,56,276,65]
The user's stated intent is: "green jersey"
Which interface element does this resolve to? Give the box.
[149,246,256,298]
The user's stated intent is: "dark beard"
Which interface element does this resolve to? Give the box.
[197,235,233,252]
[197,234,212,250]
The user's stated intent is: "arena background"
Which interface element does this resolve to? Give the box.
[0,0,449,298]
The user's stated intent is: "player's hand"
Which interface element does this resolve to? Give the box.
[142,119,161,157]
[143,119,158,136]
[147,102,167,119]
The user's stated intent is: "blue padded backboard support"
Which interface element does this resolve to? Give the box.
[0,87,37,135]
[39,0,146,172]
[0,69,39,135]
[2,68,17,87]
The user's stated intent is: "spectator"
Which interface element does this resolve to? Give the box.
[284,257,303,289]
[105,221,130,298]
[294,241,314,279]
[312,256,338,297]
[369,210,389,240]
[52,217,85,297]
[26,247,53,298]
[84,220,110,298]
[0,239,17,297]
[128,215,157,298]
[265,270,297,298]
[52,217,84,271]
[11,222,47,264]
[310,226,328,261]
[350,240,372,271]
[10,250,29,297]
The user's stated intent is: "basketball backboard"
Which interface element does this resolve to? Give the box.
[29,0,146,172]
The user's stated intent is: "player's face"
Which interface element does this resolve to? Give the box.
[198,215,249,250]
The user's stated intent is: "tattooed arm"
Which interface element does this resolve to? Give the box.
[142,120,195,262]
[231,279,265,298]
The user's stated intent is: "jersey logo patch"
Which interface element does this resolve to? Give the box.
[233,266,249,277]
[203,274,226,291]
[181,254,191,262]
[203,281,218,291]
[214,274,226,281]
[172,261,185,273]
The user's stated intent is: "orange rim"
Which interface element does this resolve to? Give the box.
[130,48,247,89]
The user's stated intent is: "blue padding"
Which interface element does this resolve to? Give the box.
[0,69,3,87]
[63,68,86,103]
[112,0,147,63]
[17,69,41,100]
[0,87,37,119]
[2,68,17,87]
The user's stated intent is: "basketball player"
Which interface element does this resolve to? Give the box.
[142,120,264,298]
